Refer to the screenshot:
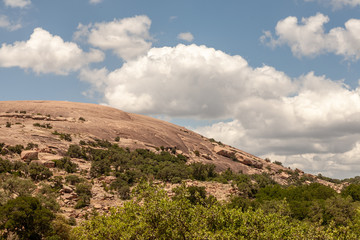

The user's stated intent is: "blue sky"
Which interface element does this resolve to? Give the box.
[1,0,360,178]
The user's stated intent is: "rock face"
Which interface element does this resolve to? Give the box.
[0,100,272,175]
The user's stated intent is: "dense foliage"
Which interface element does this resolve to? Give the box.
[2,140,360,239]
[72,183,360,239]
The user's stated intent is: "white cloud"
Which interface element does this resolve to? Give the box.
[74,16,152,61]
[304,0,360,9]
[3,0,30,8]
[81,43,360,178]
[89,0,103,4]
[262,13,360,60]
[0,15,21,31]
[90,44,294,117]
[0,28,104,75]
[177,32,194,42]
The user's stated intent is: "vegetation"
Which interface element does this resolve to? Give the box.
[52,130,72,142]
[33,122,53,129]
[71,182,360,239]
[53,157,78,173]
[29,162,53,181]
[2,139,360,239]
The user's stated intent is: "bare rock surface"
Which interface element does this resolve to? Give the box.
[0,100,273,175]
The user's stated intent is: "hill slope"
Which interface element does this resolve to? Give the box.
[0,101,342,187]
[0,101,272,173]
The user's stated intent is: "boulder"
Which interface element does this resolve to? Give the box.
[43,161,55,168]
[216,149,235,158]
[61,185,73,194]
[238,158,263,169]
[21,150,38,161]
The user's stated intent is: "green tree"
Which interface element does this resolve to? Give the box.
[0,196,54,240]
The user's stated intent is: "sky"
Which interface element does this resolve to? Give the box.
[1,0,360,179]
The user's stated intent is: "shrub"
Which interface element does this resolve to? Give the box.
[194,150,200,157]
[25,142,38,150]
[274,161,283,166]
[67,145,86,159]
[5,122,11,128]
[65,175,83,185]
[33,122,52,129]
[7,144,24,154]
[53,157,78,173]
[74,183,92,208]
[29,162,53,181]
[1,176,36,196]
[52,131,72,142]
[0,158,13,173]
[90,160,111,178]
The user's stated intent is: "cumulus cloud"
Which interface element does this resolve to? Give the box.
[0,28,104,75]
[89,44,294,117]
[80,43,360,178]
[304,0,360,9]
[74,16,152,61]
[89,0,103,4]
[0,15,21,31]
[261,13,360,60]
[177,32,194,42]
[3,0,30,8]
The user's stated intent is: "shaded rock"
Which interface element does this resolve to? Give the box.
[216,149,235,159]
[238,158,263,169]
[21,150,38,161]
[43,161,55,168]
[202,154,212,160]
[61,185,73,194]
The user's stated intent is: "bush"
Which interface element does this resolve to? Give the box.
[342,183,360,201]
[0,158,12,173]
[67,145,86,159]
[52,131,72,142]
[25,142,38,150]
[53,157,78,173]
[90,160,111,178]
[33,123,52,129]
[74,183,92,209]
[29,162,53,181]
[7,144,24,154]
[190,163,217,181]
[65,175,83,185]
[1,176,36,197]
[274,161,283,166]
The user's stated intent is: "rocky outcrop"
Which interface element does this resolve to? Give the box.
[21,150,38,161]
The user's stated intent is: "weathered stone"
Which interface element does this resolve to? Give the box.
[93,204,102,209]
[21,150,38,161]
[43,161,55,168]
[202,154,212,160]
[216,149,235,158]
[238,158,263,169]
[61,185,73,194]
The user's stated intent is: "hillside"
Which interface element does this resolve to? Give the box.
[2,100,358,239]
[0,100,336,185]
